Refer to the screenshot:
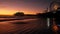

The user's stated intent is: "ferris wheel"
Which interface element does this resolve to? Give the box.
[49,0,60,11]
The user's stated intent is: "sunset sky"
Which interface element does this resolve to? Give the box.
[0,0,53,15]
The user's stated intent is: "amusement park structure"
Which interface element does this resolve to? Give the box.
[37,0,60,32]
[46,0,60,32]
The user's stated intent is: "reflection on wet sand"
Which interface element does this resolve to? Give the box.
[0,18,57,34]
[0,18,40,34]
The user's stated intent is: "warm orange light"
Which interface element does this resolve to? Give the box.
[53,25,58,31]
[0,9,17,15]
[52,24,58,32]
[54,4,58,10]
[0,7,42,15]
[0,8,37,15]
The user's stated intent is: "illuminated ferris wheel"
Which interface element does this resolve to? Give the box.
[49,0,60,11]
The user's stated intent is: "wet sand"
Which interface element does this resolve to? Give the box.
[0,18,55,34]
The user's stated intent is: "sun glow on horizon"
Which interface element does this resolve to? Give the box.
[0,10,16,15]
[0,7,43,15]
[0,9,37,15]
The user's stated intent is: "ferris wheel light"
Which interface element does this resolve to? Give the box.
[54,5,58,10]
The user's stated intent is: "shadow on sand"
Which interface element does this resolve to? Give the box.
[12,22,27,24]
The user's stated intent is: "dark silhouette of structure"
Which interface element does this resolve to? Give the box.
[37,0,60,32]
[14,12,24,16]
[54,7,60,24]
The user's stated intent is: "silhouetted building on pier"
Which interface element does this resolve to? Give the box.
[14,12,24,16]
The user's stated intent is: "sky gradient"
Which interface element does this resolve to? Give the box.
[0,0,52,15]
